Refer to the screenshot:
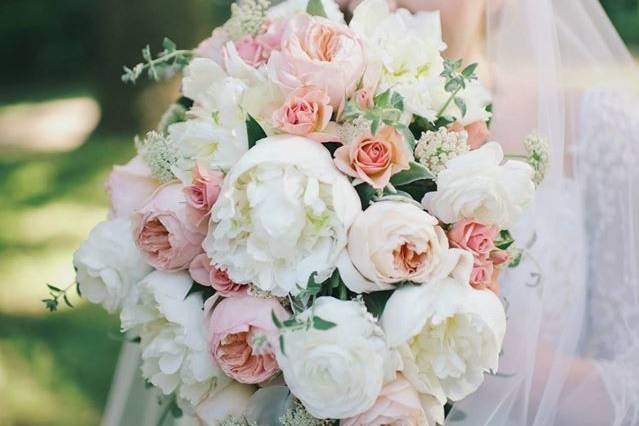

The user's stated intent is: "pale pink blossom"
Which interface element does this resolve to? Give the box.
[272,85,334,142]
[448,220,498,259]
[106,156,159,219]
[189,253,247,297]
[207,296,289,384]
[195,28,229,66]
[183,162,224,227]
[450,120,491,150]
[234,35,266,67]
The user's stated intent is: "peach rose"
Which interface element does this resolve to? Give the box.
[189,253,247,297]
[341,375,427,426]
[353,88,375,110]
[106,156,159,219]
[183,163,224,228]
[334,126,410,189]
[134,183,205,271]
[208,296,289,384]
[470,250,509,294]
[450,120,490,150]
[268,14,365,108]
[272,85,334,142]
[448,220,498,259]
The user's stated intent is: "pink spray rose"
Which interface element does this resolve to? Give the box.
[189,253,247,298]
[106,156,159,219]
[234,35,266,67]
[183,162,224,228]
[208,296,289,384]
[449,120,491,150]
[272,85,334,142]
[470,258,495,291]
[134,183,205,271]
[447,220,499,258]
[353,88,375,110]
[268,14,366,108]
[256,18,286,58]
[334,126,410,189]
[341,375,428,426]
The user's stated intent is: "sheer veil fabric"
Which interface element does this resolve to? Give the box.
[450,0,639,425]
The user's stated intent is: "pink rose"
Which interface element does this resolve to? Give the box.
[341,375,427,426]
[268,14,366,108]
[207,296,289,384]
[234,35,266,67]
[106,156,159,219]
[449,121,491,150]
[353,88,374,110]
[189,253,247,298]
[183,162,224,228]
[448,220,499,259]
[334,126,410,189]
[256,18,286,58]
[272,85,334,142]
[470,258,495,291]
[134,183,205,271]
[195,28,229,67]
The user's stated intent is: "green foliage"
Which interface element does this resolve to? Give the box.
[306,0,328,17]
[42,283,80,312]
[362,290,393,318]
[246,113,268,149]
[436,59,479,120]
[494,230,515,250]
[122,37,193,84]
[390,161,435,187]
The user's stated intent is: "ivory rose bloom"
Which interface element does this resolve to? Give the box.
[189,253,247,297]
[272,85,334,142]
[381,257,507,403]
[337,201,469,293]
[106,156,159,219]
[341,375,441,426]
[422,142,535,228]
[334,126,410,189]
[268,14,365,108]
[205,136,361,297]
[207,295,289,384]
[73,218,152,313]
[276,297,394,419]
[134,183,205,271]
[183,162,224,227]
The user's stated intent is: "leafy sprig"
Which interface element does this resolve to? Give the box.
[436,60,478,119]
[42,282,80,312]
[122,38,193,84]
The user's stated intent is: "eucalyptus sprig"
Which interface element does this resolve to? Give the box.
[436,59,478,120]
[122,38,193,84]
[42,282,80,312]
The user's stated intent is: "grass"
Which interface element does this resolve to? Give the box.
[0,132,136,425]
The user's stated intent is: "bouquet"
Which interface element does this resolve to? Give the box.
[46,0,547,424]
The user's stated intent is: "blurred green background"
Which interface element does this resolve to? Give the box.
[0,1,636,425]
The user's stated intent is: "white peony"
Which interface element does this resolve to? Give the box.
[276,297,395,419]
[337,201,472,293]
[268,0,345,23]
[381,257,507,403]
[120,270,229,407]
[422,142,535,228]
[73,218,151,313]
[204,136,362,296]
[195,381,256,425]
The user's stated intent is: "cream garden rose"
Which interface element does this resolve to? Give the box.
[381,256,507,404]
[276,297,395,419]
[205,136,362,296]
[337,201,470,293]
[422,142,535,228]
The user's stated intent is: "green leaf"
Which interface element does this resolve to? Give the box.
[355,183,377,210]
[245,114,267,149]
[374,89,392,107]
[75,282,82,297]
[271,310,284,328]
[306,0,328,17]
[445,77,463,93]
[363,291,393,318]
[312,316,337,330]
[279,335,286,355]
[162,37,177,53]
[461,63,478,78]
[396,124,416,150]
[495,230,515,250]
[390,162,435,187]
[63,294,74,308]
[454,97,467,117]
[47,284,62,292]
[370,117,381,135]
[42,298,58,312]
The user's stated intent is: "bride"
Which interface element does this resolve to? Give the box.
[103,0,639,424]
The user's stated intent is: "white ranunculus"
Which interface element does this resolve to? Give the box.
[422,142,535,228]
[73,218,151,313]
[381,261,507,403]
[121,271,229,407]
[268,0,345,23]
[196,381,256,425]
[204,136,362,296]
[276,297,395,419]
[337,201,473,293]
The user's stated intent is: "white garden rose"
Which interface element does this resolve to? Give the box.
[73,218,151,313]
[337,201,471,293]
[381,257,507,403]
[276,297,396,419]
[120,271,229,407]
[205,136,362,296]
[422,142,535,228]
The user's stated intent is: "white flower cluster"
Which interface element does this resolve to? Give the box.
[524,132,551,185]
[415,128,470,174]
[225,0,271,39]
[135,131,179,183]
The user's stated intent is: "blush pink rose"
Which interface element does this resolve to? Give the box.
[448,220,499,259]
[234,35,266,67]
[183,163,224,228]
[189,253,247,297]
[341,375,427,426]
[208,296,289,384]
[334,126,410,189]
[256,18,286,58]
[353,88,375,110]
[272,85,334,142]
[470,258,495,291]
[450,121,491,150]
[134,183,205,271]
[268,14,366,108]
[106,156,159,219]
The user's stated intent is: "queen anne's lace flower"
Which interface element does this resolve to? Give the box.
[415,128,470,174]
[524,132,550,186]
[136,131,179,183]
[225,0,271,40]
